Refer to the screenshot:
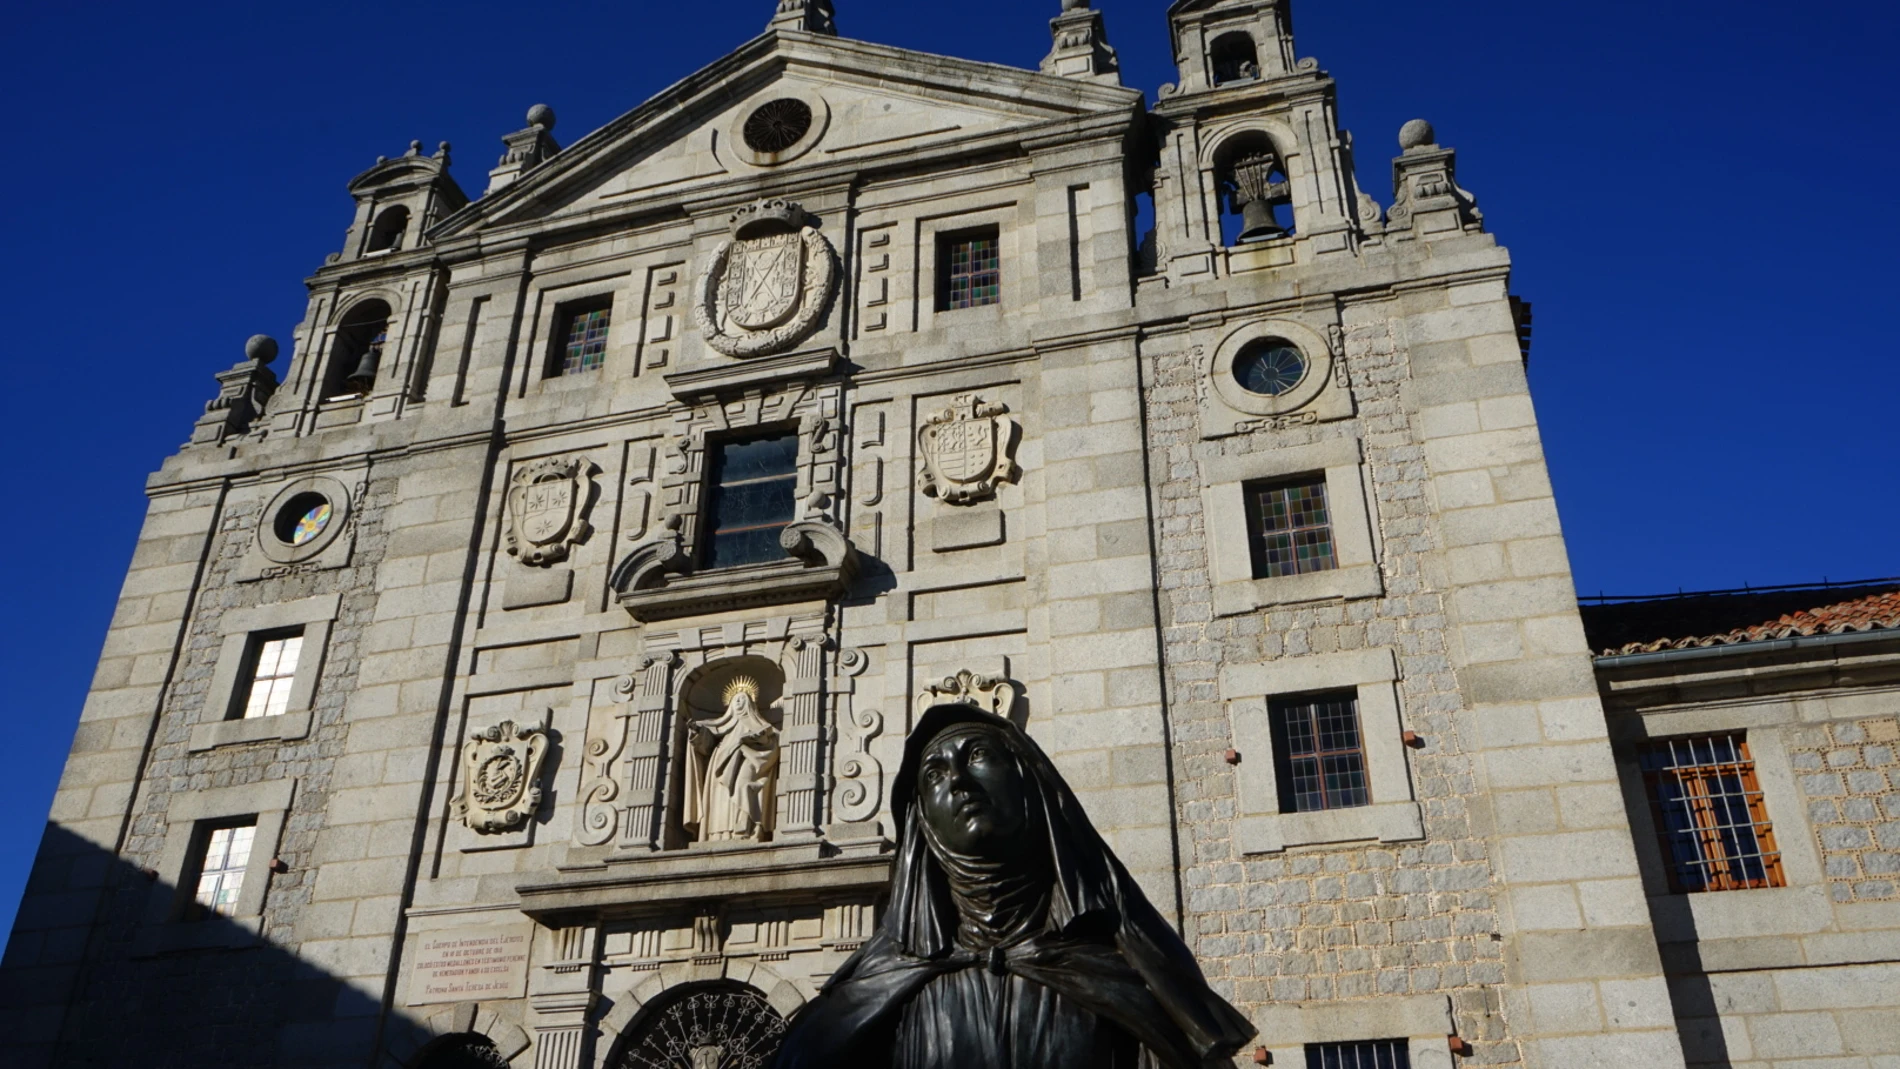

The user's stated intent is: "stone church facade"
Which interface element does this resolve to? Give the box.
[6,2,1896,1067]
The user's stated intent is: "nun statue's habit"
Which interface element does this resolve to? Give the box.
[772,705,1255,1069]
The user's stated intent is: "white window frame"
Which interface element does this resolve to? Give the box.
[137,779,294,954]
[1224,647,1423,855]
[1253,994,1457,1069]
[1201,437,1381,615]
[192,594,339,751]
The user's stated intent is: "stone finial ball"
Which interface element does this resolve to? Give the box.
[246,335,280,364]
[527,104,557,131]
[1399,119,1436,150]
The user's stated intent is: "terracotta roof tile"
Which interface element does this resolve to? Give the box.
[1601,591,1900,656]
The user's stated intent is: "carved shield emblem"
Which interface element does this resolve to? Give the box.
[505,457,596,567]
[918,395,1020,505]
[454,716,551,835]
[723,233,805,331]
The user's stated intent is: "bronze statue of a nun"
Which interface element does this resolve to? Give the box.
[773,705,1255,1069]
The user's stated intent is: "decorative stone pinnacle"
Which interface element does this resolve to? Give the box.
[1399,119,1437,151]
[1041,0,1120,85]
[769,0,837,35]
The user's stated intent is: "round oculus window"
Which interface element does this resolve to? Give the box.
[275,492,334,548]
[742,98,814,154]
[1233,341,1308,397]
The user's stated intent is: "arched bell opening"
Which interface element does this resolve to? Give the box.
[366,205,410,254]
[607,980,789,1069]
[1209,31,1261,85]
[1213,132,1293,246]
[665,656,787,850]
[324,299,393,401]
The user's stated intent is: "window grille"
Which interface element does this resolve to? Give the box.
[1305,1040,1411,1068]
[191,823,255,920]
[559,304,612,376]
[703,434,799,568]
[1271,691,1370,813]
[1640,735,1784,893]
[940,228,1001,310]
[239,631,303,720]
[1245,476,1337,579]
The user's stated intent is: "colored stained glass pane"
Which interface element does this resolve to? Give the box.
[1245,477,1336,578]
[562,307,612,375]
[291,502,332,547]
[1272,692,1370,814]
[944,233,1001,310]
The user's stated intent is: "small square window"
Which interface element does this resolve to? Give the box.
[1245,475,1337,579]
[234,629,304,721]
[188,821,256,921]
[1305,1039,1411,1068]
[938,227,1001,311]
[552,300,613,377]
[1640,735,1785,893]
[702,433,800,569]
[1271,691,1370,813]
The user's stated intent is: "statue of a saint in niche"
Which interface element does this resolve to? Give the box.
[772,705,1256,1069]
[684,675,780,843]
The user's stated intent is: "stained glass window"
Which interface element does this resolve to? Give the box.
[1271,691,1370,814]
[703,434,799,569]
[1641,735,1785,893]
[558,304,612,376]
[1245,476,1337,579]
[1234,340,1307,396]
[192,823,255,920]
[941,228,1001,310]
[290,501,332,547]
[239,631,303,720]
[1305,1039,1411,1069]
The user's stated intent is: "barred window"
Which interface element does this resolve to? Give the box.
[1271,691,1370,813]
[703,434,799,569]
[236,630,303,720]
[1306,1039,1410,1068]
[1640,735,1785,893]
[939,227,1001,310]
[1245,476,1337,579]
[190,822,256,920]
[555,301,613,376]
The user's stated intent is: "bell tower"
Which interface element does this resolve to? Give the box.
[1148,0,1375,282]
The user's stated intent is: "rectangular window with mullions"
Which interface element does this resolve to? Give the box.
[702,433,800,569]
[231,629,304,721]
[1245,476,1338,579]
[1640,735,1785,893]
[1305,1039,1411,1069]
[1271,691,1371,814]
[187,820,256,922]
[552,300,613,376]
[939,227,1001,310]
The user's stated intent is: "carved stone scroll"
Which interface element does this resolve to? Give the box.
[919,669,1021,722]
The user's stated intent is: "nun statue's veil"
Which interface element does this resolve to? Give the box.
[771,704,1255,1069]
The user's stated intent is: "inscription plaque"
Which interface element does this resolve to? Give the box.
[408,925,531,1005]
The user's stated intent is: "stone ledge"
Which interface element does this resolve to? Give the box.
[188,710,313,752]
[517,840,893,919]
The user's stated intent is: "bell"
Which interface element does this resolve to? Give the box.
[1237,199,1286,243]
[343,335,385,394]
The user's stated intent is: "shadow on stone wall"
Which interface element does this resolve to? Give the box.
[0,822,445,1069]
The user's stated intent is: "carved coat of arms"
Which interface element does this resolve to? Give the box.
[454,716,551,834]
[505,457,596,567]
[694,199,838,358]
[918,395,1021,505]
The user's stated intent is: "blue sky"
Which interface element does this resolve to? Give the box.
[0,0,1893,941]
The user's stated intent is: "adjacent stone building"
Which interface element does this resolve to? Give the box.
[5,2,1893,1067]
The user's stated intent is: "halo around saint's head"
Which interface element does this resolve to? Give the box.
[722,675,761,707]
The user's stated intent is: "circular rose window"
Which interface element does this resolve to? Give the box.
[743,98,814,154]
[274,492,334,548]
[1233,340,1308,397]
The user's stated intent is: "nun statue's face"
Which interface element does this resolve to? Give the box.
[916,726,1027,857]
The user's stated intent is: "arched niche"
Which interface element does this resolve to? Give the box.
[367,204,411,253]
[666,656,788,849]
[324,298,393,401]
[1211,129,1294,245]
[1209,30,1260,85]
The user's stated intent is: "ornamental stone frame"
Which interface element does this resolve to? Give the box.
[136,778,295,955]
[249,473,359,577]
[725,88,832,169]
[1223,646,1425,855]
[1198,315,1353,438]
[191,593,341,751]
[1199,435,1382,613]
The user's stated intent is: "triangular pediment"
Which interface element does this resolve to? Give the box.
[434,31,1140,238]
